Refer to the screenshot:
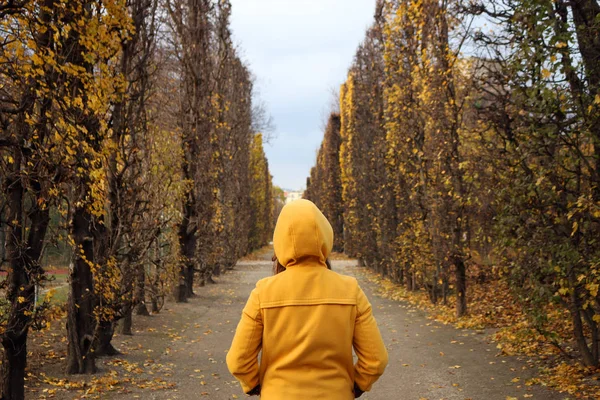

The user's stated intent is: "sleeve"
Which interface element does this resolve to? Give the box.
[353,285,388,392]
[226,287,263,394]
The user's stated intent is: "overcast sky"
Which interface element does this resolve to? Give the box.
[229,0,377,190]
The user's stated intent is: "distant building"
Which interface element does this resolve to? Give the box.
[284,190,304,204]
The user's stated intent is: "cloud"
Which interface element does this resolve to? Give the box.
[230,0,376,189]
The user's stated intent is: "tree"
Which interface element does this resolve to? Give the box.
[93,0,169,351]
[303,114,344,252]
[1,0,273,395]
[309,0,600,368]
[248,133,272,251]
[166,0,216,301]
[468,0,600,366]
[0,1,56,394]
[0,0,132,389]
[272,185,286,227]
[312,0,483,316]
[339,22,389,271]
[63,0,132,375]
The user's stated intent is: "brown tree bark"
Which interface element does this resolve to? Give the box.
[1,167,50,399]
[569,286,597,366]
[0,335,27,400]
[1,158,27,400]
[1,2,53,396]
[406,270,415,291]
[454,256,467,318]
[168,0,214,300]
[176,201,196,302]
[134,264,150,316]
[66,207,97,374]
[186,264,196,296]
[150,288,161,313]
[119,306,134,336]
[95,320,121,355]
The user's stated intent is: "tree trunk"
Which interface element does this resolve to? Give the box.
[206,273,216,284]
[186,264,196,296]
[582,308,599,362]
[397,262,404,285]
[1,162,50,399]
[1,166,26,400]
[176,274,188,303]
[151,293,160,314]
[0,221,5,266]
[134,264,150,316]
[430,274,439,305]
[176,196,196,302]
[95,320,121,355]
[120,307,133,336]
[66,207,97,374]
[455,256,467,318]
[570,302,597,366]
[569,270,598,366]
[0,336,26,400]
[406,270,414,291]
[149,267,162,313]
[442,276,449,306]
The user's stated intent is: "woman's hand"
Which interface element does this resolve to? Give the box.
[354,383,364,398]
[247,384,261,396]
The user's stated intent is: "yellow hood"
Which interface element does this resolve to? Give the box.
[273,199,333,267]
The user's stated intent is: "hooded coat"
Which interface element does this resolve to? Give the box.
[226,199,388,399]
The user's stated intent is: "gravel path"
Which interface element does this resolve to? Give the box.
[125,259,566,400]
[41,258,567,400]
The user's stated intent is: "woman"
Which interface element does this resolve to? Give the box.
[226,199,388,399]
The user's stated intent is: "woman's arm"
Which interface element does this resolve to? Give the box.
[353,286,388,393]
[226,287,263,394]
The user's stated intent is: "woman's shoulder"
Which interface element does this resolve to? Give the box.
[253,268,360,301]
[324,268,359,286]
[255,274,278,289]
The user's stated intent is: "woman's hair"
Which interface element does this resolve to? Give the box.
[272,254,286,275]
[272,255,332,275]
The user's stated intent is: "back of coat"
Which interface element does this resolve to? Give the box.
[226,199,388,400]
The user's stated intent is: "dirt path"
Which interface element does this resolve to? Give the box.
[35,258,567,400]
[340,262,565,400]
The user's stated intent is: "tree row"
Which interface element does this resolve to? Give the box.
[305,0,600,368]
[0,1,275,399]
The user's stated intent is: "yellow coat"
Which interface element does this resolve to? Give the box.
[226,199,388,399]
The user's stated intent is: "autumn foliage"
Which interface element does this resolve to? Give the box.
[307,0,600,375]
[304,114,344,252]
[0,1,273,398]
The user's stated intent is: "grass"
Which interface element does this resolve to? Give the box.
[0,272,69,307]
[36,272,70,307]
[41,285,69,306]
[46,273,68,285]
